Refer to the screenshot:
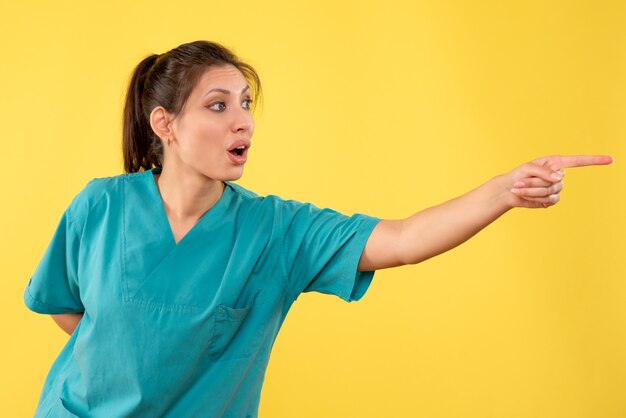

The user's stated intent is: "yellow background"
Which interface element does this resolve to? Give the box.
[2,0,624,417]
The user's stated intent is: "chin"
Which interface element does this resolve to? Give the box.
[219,168,245,182]
[194,164,244,182]
[224,174,244,182]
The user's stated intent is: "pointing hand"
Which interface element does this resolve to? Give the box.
[505,155,613,209]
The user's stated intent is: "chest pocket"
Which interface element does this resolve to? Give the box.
[209,289,267,361]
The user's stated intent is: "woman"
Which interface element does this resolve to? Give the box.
[24,40,613,417]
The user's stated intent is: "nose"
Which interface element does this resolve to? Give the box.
[231,107,254,134]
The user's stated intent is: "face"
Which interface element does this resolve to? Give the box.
[160,64,255,181]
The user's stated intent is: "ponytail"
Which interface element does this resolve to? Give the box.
[122,54,161,173]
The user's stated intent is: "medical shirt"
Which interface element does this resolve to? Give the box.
[24,167,382,417]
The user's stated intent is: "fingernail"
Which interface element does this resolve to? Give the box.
[551,173,562,181]
[513,181,525,187]
[510,188,520,193]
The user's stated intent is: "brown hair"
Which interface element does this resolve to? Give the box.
[122,40,262,173]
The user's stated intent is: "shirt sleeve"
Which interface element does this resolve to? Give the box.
[279,198,383,304]
[24,202,85,314]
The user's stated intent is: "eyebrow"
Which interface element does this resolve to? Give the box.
[204,85,250,97]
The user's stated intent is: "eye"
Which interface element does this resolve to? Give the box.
[242,99,253,110]
[208,102,226,112]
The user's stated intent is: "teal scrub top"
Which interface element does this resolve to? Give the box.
[24,167,382,418]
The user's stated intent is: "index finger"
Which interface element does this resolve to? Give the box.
[534,154,614,169]
[557,155,614,168]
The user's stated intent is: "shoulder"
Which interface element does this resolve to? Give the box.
[66,171,139,226]
[72,171,132,204]
[228,183,350,230]
[226,181,309,213]
[225,181,262,200]
[226,183,321,231]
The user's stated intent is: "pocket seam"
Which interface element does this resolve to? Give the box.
[122,296,205,314]
[210,291,266,361]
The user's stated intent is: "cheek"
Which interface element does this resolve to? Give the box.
[183,119,222,145]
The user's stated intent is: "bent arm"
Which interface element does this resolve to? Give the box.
[51,312,84,336]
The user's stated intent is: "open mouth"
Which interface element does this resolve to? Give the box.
[227,142,250,164]
[227,145,249,165]
[230,147,245,156]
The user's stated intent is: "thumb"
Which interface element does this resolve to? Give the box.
[519,162,563,183]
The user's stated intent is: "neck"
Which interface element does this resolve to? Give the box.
[153,166,225,221]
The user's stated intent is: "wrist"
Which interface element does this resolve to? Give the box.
[484,174,517,213]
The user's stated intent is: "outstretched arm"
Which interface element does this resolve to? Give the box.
[357,155,613,272]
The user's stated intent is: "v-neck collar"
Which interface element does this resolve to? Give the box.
[146,167,234,247]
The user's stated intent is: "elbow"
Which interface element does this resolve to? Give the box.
[51,312,84,336]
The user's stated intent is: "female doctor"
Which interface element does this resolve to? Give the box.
[24,40,613,417]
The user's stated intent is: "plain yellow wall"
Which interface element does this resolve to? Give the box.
[2,1,624,417]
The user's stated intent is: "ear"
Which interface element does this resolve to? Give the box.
[149,106,175,142]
